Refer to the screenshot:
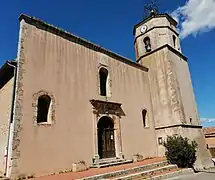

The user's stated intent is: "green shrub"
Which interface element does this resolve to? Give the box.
[163,135,198,168]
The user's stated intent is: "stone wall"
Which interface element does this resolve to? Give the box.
[156,126,213,170]
[9,18,158,178]
[182,127,213,170]
[138,47,183,128]
[169,50,200,125]
[138,44,213,170]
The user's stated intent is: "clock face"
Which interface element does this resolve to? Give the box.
[140,25,148,33]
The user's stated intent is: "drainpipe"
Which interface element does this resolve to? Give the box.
[5,60,17,177]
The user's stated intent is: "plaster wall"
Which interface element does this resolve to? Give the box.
[138,48,182,127]
[10,20,158,177]
[169,51,200,125]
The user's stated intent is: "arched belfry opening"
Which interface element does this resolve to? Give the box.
[99,68,108,96]
[144,37,151,52]
[97,116,116,159]
[173,35,176,48]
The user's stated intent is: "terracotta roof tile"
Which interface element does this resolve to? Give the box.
[203,127,215,135]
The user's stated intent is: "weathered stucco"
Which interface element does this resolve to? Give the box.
[136,15,213,170]
[169,50,200,125]
[134,16,181,60]
[0,78,14,173]
[9,18,158,178]
[138,48,183,127]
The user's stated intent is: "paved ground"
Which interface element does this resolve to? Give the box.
[32,157,166,180]
[169,170,215,180]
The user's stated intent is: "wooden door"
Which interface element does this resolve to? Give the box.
[98,117,116,159]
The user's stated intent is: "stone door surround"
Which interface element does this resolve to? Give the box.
[90,99,125,163]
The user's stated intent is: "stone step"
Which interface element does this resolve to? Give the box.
[82,160,169,180]
[96,158,125,166]
[0,174,9,180]
[91,159,133,168]
[113,164,178,180]
[146,168,194,180]
[96,157,119,164]
[99,160,133,168]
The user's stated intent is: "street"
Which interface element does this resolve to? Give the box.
[169,170,215,180]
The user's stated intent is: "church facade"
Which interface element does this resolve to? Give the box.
[0,12,213,179]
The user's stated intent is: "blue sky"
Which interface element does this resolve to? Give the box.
[0,0,214,127]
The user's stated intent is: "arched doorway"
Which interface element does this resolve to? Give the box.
[98,116,116,159]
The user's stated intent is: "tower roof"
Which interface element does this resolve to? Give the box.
[133,13,178,35]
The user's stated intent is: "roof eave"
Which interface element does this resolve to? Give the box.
[0,60,17,89]
[19,14,149,72]
[136,44,188,63]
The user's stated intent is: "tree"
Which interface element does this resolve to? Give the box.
[163,135,198,168]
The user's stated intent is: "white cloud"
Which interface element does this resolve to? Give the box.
[171,0,215,39]
[200,118,215,123]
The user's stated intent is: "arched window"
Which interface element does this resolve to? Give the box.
[37,95,51,123]
[142,109,149,128]
[173,35,176,48]
[99,68,108,96]
[144,37,151,52]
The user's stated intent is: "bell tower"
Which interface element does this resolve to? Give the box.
[134,7,214,170]
[134,11,181,60]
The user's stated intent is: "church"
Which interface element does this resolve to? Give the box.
[0,9,213,179]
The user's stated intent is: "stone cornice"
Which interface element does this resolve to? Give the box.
[136,44,188,63]
[18,14,148,72]
[134,26,179,44]
[90,99,125,116]
[155,124,202,130]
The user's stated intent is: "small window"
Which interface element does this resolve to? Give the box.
[37,95,51,123]
[144,37,151,52]
[99,68,108,96]
[173,35,176,48]
[142,109,149,128]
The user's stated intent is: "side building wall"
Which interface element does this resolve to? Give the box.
[0,78,14,173]
[205,136,215,148]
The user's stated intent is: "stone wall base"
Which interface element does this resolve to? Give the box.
[155,125,214,170]
[72,162,88,172]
